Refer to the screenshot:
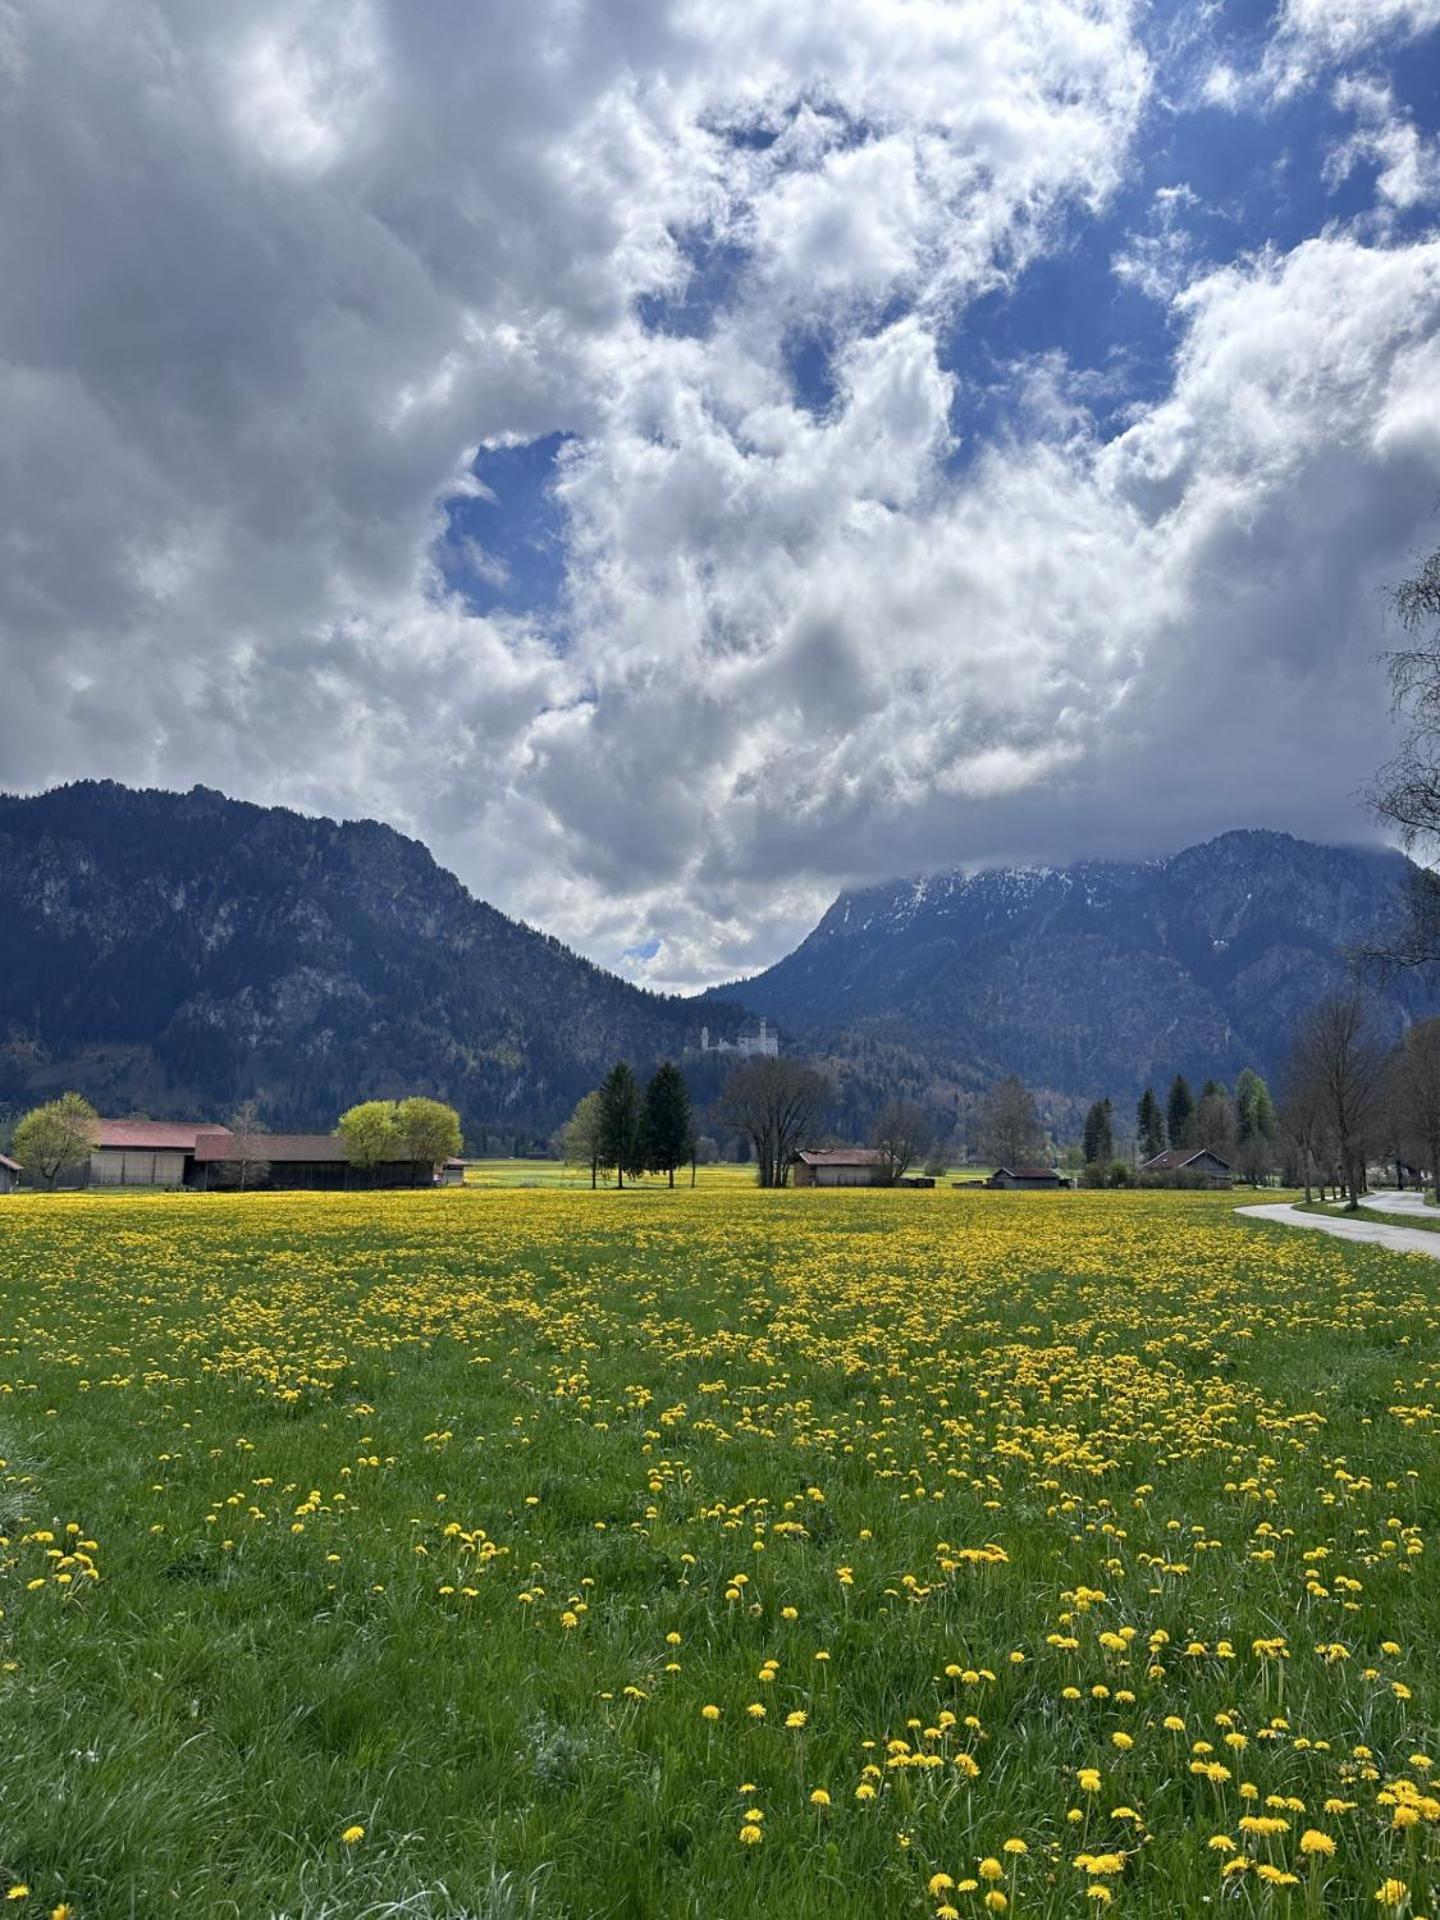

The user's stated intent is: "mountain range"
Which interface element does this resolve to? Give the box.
[711,829,1437,1104]
[0,781,745,1139]
[1,782,1435,1143]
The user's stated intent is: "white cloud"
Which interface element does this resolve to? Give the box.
[1325,75,1440,211]
[542,234,1440,987]
[1274,0,1440,68]
[1113,182,1203,301]
[3,0,1439,992]
[1214,0,1440,103]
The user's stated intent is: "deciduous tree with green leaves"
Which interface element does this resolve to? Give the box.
[394,1096,463,1184]
[12,1092,100,1189]
[563,1090,605,1189]
[336,1100,401,1180]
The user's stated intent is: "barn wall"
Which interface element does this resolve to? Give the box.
[89,1149,188,1187]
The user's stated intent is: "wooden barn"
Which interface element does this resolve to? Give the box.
[0,1153,20,1195]
[1139,1146,1234,1188]
[793,1148,888,1188]
[987,1166,1070,1190]
[191,1130,422,1190]
[89,1120,212,1187]
[67,1119,432,1190]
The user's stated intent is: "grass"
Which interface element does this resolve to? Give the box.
[460,1161,998,1188]
[0,1184,1436,1918]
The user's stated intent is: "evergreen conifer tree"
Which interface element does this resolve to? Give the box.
[1167,1075,1195,1151]
[1082,1099,1114,1167]
[643,1062,695,1188]
[1136,1087,1166,1160]
[598,1062,645,1188]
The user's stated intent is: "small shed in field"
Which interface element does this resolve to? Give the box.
[0,1154,20,1194]
[987,1166,1069,1191]
[437,1159,466,1186]
[1139,1146,1234,1188]
[793,1148,888,1188]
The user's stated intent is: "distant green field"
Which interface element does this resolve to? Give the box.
[462,1159,996,1189]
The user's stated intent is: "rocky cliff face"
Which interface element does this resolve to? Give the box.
[0,781,738,1135]
[709,830,1436,1099]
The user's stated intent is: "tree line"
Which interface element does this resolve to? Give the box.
[1074,1068,1280,1187]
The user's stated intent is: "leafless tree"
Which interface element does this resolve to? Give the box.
[1287,996,1387,1209]
[223,1099,270,1191]
[1391,1016,1440,1203]
[720,1058,829,1188]
[871,1099,932,1185]
[1280,1053,1333,1204]
[1367,545,1440,968]
[980,1074,1045,1169]
[1192,1089,1238,1163]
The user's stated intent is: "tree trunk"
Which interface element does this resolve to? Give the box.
[668,1166,674,1189]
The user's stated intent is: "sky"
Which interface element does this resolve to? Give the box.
[4,0,1440,991]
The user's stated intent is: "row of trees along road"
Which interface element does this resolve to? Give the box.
[563,1061,698,1187]
[1278,998,1440,1209]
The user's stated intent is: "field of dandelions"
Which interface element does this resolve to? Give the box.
[1,1185,1437,1919]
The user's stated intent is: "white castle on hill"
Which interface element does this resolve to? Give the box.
[697,1017,779,1058]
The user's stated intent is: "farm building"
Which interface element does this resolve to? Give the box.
[0,1154,20,1195]
[1139,1146,1234,1188]
[437,1159,466,1186]
[793,1148,888,1188]
[191,1129,428,1189]
[89,1120,212,1187]
[987,1166,1070,1191]
[40,1119,440,1191]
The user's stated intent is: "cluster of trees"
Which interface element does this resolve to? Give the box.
[563,1057,946,1191]
[562,1061,699,1187]
[1089,1068,1281,1185]
[334,1096,463,1183]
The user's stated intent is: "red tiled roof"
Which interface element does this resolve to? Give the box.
[95,1120,218,1150]
[797,1147,886,1166]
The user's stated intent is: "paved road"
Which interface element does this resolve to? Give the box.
[1236,1195,1440,1259]
[1344,1189,1438,1219]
